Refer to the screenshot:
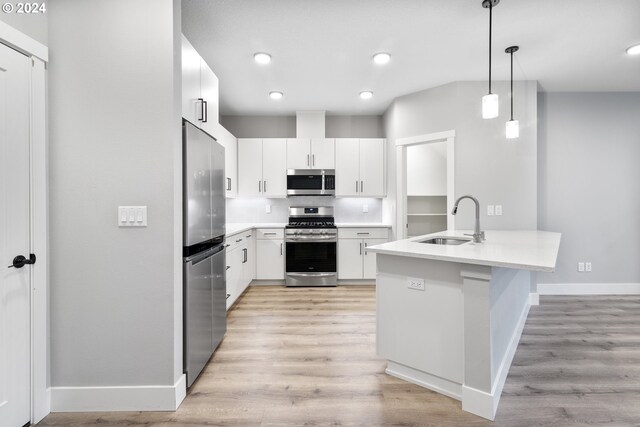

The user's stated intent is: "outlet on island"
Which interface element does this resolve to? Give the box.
[407,278,425,291]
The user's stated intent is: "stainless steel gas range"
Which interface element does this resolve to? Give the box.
[285,207,337,287]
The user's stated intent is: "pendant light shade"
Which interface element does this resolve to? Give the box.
[482,0,500,119]
[505,45,519,139]
[482,94,499,119]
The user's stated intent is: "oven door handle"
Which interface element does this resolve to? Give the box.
[286,236,337,242]
[286,272,336,278]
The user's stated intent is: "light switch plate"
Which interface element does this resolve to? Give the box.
[577,262,585,272]
[487,205,495,216]
[495,205,503,216]
[363,204,369,213]
[265,204,271,214]
[585,262,592,272]
[407,277,425,291]
[118,206,147,227]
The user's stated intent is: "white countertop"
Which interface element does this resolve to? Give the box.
[226,223,286,236]
[226,222,391,236]
[367,230,561,272]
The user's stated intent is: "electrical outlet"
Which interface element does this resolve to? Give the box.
[407,278,425,291]
[265,204,271,214]
[577,262,585,272]
[363,204,369,213]
[495,205,503,216]
[487,205,495,216]
[585,262,592,272]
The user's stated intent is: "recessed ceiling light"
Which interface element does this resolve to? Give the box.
[269,91,283,100]
[373,52,391,65]
[626,43,640,56]
[254,52,272,64]
[359,91,373,100]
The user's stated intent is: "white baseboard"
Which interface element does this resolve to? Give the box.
[51,374,186,412]
[385,361,462,401]
[538,283,640,295]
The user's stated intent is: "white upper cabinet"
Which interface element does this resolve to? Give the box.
[238,138,287,198]
[311,138,335,169]
[335,138,385,197]
[238,138,263,197]
[215,124,238,198]
[335,138,360,196]
[359,138,385,197]
[181,34,219,129]
[181,35,201,126]
[286,138,311,169]
[262,139,287,197]
[286,138,335,169]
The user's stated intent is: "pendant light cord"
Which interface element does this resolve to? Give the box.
[488,3,492,94]
[510,50,513,120]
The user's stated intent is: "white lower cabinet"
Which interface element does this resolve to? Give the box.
[226,231,255,310]
[256,229,284,280]
[337,228,389,280]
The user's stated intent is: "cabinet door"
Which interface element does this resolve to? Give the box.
[226,247,242,310]
[256,239,284,280]
[311,138,335,169]
[286,138,311,169]
[216,124,237,198]
[335,138,360,197]
[337,239,363,279]
[181,35,202,126]
[245,233,256,283]
[238,138,263,197]
[200,60,219,129]
[359,138,385,197]
[262,138,287,197]
[363,238,387,280]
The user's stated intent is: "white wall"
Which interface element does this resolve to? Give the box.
[383,81,538,237]
[0,0,47,44]
[537,92,640,285]
[48,0,182,392]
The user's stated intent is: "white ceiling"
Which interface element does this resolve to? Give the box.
[182,0,640,115]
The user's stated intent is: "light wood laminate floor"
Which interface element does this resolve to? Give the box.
[39,287,640,426]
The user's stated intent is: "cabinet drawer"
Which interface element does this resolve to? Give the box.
[226,232,246,253]
[256,228,284,240]
[338,227,389,239]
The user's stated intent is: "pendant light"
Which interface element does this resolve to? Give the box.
[481,0,500,119]
[505,45,519,139]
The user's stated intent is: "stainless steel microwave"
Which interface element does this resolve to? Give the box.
[286,169,335,196]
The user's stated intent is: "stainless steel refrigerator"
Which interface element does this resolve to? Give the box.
[183,120,226,388]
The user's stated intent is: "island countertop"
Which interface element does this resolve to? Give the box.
[367,230,561,272]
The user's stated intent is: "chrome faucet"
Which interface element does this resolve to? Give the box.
[451,195,485,243]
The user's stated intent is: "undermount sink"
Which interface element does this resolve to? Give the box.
[419,236,471,246]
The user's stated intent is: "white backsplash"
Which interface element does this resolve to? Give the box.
[226,196,383,223]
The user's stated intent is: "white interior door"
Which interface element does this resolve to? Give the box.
[0,43,32,427]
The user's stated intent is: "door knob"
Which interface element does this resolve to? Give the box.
[8,254,36,269]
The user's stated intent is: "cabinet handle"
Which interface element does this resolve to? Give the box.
[264,180,267,193]
[364,242,368,255]
[312,154,315,166]
[361,181,364,193]
[307,154,310,166]
[227,177,231,191]
[226,266,231,270]
[243,248,247,263]
[355,181,359,193]
[246,234,251,238]
[280,243,283,255]
[236,239,242,243]
[264,232,277,236]
[226,293,231,299]
[202,100,208,123]
[357,232,370,235]
[258,180,261,193]
[197,98,204,121]
[359,242,362,255]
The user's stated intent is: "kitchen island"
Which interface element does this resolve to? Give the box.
[367,230,561,420]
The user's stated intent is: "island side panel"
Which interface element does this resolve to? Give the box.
[376,254,465,392]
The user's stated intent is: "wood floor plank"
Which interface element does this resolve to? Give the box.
[38,288,640,426]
